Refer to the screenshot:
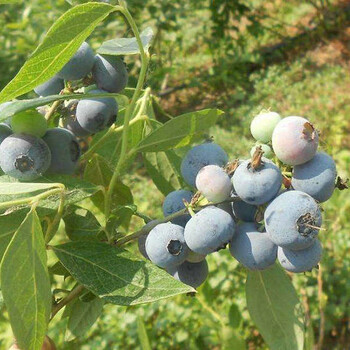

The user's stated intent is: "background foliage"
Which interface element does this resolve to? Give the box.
[0,0,349,349]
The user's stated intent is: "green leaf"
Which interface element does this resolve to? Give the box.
[0,3,115,103]
[52,241,194,305]
[65,297,104,341]
[0,208,51,350]
[63,208,101,242]
[143,150,184,196]
[228,303,242,329]
[0,210,28,263]
[0,175,100,212]
[0,182,59,195]
[137,316,152,350]
[0,92,121,122]
[246,264,305,350]
[136,109,223,153]
[97,27,154,56]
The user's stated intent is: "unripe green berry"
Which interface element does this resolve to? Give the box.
[250,111,281,143]
[11,110,47,137]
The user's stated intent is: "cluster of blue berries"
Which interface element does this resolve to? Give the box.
[139,111,339,288]
[0,42,128,181]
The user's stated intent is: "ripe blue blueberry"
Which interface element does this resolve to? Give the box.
[62,101,91,137]
[278,240,322,273]
[181,142,229,188]
[138,220,157,260]
[292,152,336,202]
[162,190,193,227]
[58,42,95,81]
[265,190,322,250]
[42,128,81,175]
[0,123,12,144]
[184,206,235,255]
[0,134,51,181]
[196,164,232,202]
[232,157,282,205]
[145,222,189,269]
[231,200,257,222]
[272,116,319,165]
[92,54,128,93]
[34,75,64,97]
[250,111,281,143]
[76,89,118,133]
[229,222,277,270]
[167,260,208,288]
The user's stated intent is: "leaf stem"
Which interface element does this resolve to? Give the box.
[44,191,65,243]
[44,100,61,122]
[105,4,150,220]
[50,285,85,321]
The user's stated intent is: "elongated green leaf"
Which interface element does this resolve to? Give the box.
[0,175,99,212]
[137,316,152,350]
[97,27,154,56]
[65,297,104,340]
[143,150,184,195]
[0,209,51,350]
[0,210,28,263]
[0,182,59,195]
[0,92,121,122]
[246,264,305,350]
[52,241,194,305]
[222,326,246,350]
[0,3,116,103]
[136,109,223,152]
[64,208,101,241]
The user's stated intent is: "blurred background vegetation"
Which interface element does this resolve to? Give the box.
[0,0,349,349]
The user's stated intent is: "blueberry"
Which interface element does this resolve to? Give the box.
[34,75,64,97]
[184,206,235,255]
[250,111,281,143]
[145,222,189,269]
[272,116,319,165]
[196,165,232,202]
[292,152,336,202]
[42,128,80,175]
[278,240,322,273]
[265,190,322,250]
[162,190,193,227]
[250,143,273,159]
[0,134,51,181]
[230,222,277,270]
[167,260,208,288]
[57,42,95,81]
[137,220,157,260]
[11,110,47,137]
[232,157,282,205]
[181,142,229,188]
[63,101,91,137]
[231,200,257,222]
[0,123,12,144]
[186,250,206,263]
[76,89,118,133]
[92,54,128,93]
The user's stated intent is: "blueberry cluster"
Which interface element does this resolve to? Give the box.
[0,42,128,181]
[139,112,337,288]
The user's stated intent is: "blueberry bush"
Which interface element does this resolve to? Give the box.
[0,1,348,350]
